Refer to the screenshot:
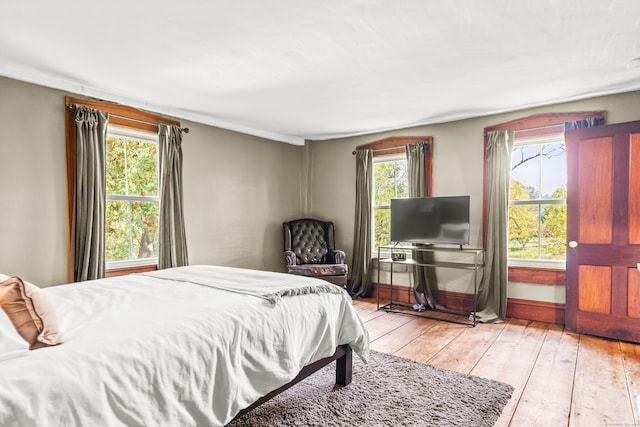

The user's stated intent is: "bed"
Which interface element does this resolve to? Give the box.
[0,265,370,426]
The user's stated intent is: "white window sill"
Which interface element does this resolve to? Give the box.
[508,259,565,270]
[106,258,158,270]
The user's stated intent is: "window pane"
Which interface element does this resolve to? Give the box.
[510,145,540,200]
[541,203,566,260]
[374,162,395,206]
[131,201,159,259]
[395,161,408,199]
[106,200,131,262]
[106,137,126,196]
[508,204,540,259]
[510,179,532,202]
[373,158,408,253]
[126,140,158,196]
[509,203,567,261]
[540,143,566,199]
[374,160,408,205]
[374,207,391,251]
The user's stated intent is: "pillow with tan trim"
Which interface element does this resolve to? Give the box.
[0,275,62,350]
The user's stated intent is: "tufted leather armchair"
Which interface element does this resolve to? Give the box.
[283,218,348,287]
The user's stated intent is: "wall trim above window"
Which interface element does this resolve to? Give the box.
[354,136,433,157]
[65,97,181,132]
[484,111,606,133]
[64,96,182,281]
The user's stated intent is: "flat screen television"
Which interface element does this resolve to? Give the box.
[390,196,470,245]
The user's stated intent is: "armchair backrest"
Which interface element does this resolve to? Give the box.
[283,218,336,265]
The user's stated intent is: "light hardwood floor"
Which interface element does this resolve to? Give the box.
[351,298,640,427]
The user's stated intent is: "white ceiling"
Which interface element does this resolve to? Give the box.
[2,0,640,145]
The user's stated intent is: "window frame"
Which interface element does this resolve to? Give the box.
[508,132,567,269]
[372,153,408,256]
[105,125,160,269]
[64,96,181,281]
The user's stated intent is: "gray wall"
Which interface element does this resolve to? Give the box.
[182,121,304,271]
[0,76,305,286]
[2,72,639,303]
[307,90,640,304]
[0,77,67,286]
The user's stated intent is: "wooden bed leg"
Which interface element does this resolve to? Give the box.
[336,345,352,386]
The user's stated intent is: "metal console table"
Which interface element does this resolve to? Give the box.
[376,245,484,326]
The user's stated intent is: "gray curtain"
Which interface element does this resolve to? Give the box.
[158,124,189,269]
[564,115,605,131]
[477,130,514,322]
[349,149,373,297]
[74,106,109,282]
[406,142,438,309]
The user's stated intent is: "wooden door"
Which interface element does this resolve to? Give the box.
[565,120,640,342]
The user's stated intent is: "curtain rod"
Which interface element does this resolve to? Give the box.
[352,141,426,155]
[484,123,563,136]
[67,104,189,133]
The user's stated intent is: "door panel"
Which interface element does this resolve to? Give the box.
[577,138,613,244]
[577,265,611,314]
[629,135,640,244]
[566,120,640,343]
[628,268,640,318]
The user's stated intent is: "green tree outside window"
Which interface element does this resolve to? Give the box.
[373,159,408,251]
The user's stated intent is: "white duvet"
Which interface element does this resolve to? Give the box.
[0,265,369,426]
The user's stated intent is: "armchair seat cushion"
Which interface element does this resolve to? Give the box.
[286,264,348,277]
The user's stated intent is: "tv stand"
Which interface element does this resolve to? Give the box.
[376,244,484,326]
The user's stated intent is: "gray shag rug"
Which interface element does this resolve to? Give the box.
[229,350,514,427]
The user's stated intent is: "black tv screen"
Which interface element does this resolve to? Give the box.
[390,196,470,245]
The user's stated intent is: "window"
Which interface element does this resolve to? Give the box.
[354,135,432,258]
[508,133,566,265]
[372,155,408,252]
[105,127,159,267]
[64,96,184,281]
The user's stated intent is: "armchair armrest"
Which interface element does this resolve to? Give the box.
[285,250,298,266]
[326,249,346,264]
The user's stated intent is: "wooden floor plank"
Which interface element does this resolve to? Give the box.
[352,300,387,322]
[425,321,506,374]
[350,298,374,309]
[358,309,387,322]
[369,316,438,355]
[508,325,579,427]
[620,341,640,426]
[393,320,467,364]
[363,311,413,342]
[471,319,549,427]
[570,335,636,426]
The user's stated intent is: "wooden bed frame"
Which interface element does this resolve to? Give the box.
[231,344,353,422]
